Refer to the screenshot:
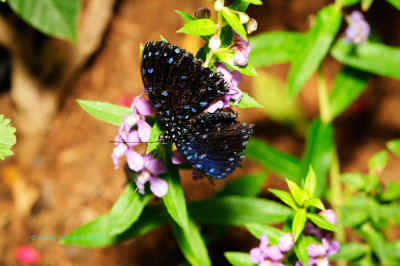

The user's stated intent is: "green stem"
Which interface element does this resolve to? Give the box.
[204,0,224,67]
[334,0,344,11]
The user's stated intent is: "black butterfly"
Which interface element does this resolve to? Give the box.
[141,41,253,179]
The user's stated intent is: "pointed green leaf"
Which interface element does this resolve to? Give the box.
[292,208,307,241]
[307,213,339,232]
[245,223,284,244]
[241,0,263,5]
[249,32,303,67]
[287,179,305,206]
[224,252,254,266]
[329,66,370,118]
[300,119,334,197]
[229,0,250,12]
[331,39,400,80]
[235,92,263,108]
[8,0,80,42]
[221,8,247,41]
[361,0,374,10]
[246,138,301,183]
[294,235,309,265]
[368,150,388,174]
[305,198,325,210]
[214,51,258,77]
[304,165,317,198]
[189,196,292,225]
[170,218,211,266]
[146,121,162,154]
[77,100,130,126]
[175,10,195,22]
[269,189,298,210]
[0,115,16,160]
[177,19,216,36]
[386,0,400,10]
[344,0,361,6]
[340,172,365,189]
[161,145,189,230]
[387,139,400,156]
[360,223,389,263]
[288,5,341,99]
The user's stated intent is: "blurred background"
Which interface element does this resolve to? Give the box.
[0,0,399,265]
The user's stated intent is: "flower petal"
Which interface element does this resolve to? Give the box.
[207,100,224,113]
[137,119,152,142]
[249,247,263,264]
[172,149,186,164]
[149,176,169,197]
[145,158,166,175]
[278,233,294,252]
[327,240,340,256]
[126,149,144,172]
[264,245,284,261]
[307,243,325,258]
[136,98,154,116]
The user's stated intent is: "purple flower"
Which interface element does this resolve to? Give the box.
[135,153,168,197]
[250,234,286,266]
[112,90,153,170]
[232,31,251,66]
[195,7,211,19]
[344,11,370,44]
[319,209,337,225]
[299,238,339,266]
[207,62,242,113]
[278,233,294,252]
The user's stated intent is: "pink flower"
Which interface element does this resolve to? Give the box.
[15,246,40,264]
[250,234,286,266]
[207,62,242,113]
[232,31,251,66]
[344,11,370,44]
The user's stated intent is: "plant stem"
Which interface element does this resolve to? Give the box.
[204,0,224,67]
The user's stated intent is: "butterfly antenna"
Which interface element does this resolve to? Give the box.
[133,144,161,194]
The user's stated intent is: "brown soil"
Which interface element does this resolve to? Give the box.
[1,0,399,265]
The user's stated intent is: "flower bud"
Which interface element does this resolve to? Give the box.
[278,233,294,252]
[195,7,211,19]
[239,12,249,24]
[246,18,258,34]
[209,34,221,51]
[214,0,223,11]
[319,209,337,225]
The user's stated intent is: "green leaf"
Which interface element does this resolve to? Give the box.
[252,73,308,134]
[288,5,341,99]
[174,10,195,23]
[380,182,400,201]
[177,19,216,36]
[344,0,361,6]
[189,196,293,225]
[304,165,317,198]
[387,240,400,259]
[287,179,305,206]
[269,189,298,210]
[368,150,388,174]
[386,0,400,10]
[77,100,130,126]
[294,235,309,265]
[300,119,333,197]
[360,223,389,263]
[217,172,269,197]
[146,121,162,154]
[61,206,168,247]
[109,184,151,235]
[246,138,301,183]
[329,242,369,260]
[8,0,79,42]
[305,198,325,210]
[249,32,303,67]
[221,8,247,41]
[161,145,189,230]
[245,223,284,244]
[235,92,263,109]
[224,252,254,266]
[220,25,234,47]
[170,218,211,266]
[341,172,365,189]
[0,115,16,160]
[329,66,370,118]
[241,0,263,5]
[361,0,374,10]
[214,51,258,77]
[292,208,307,241]
[331,40,400,80]
[307,213,339,232]
[387,139,400,156]
[228,0,250,12]
[339,206,368,227]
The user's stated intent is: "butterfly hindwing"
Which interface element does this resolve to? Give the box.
[175,111,253,178]
[141,41,229,129]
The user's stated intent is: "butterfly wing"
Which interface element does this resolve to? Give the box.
[176,111,254,178]
[141,41,229,130]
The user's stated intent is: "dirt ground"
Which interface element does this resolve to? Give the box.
[0,0,400,265]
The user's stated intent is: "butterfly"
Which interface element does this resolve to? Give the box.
[141,41,253,179]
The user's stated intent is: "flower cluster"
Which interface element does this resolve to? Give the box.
[344,10,370,44]
[250,233,294,266]
[297,209,340,266]
[112,90,168,197]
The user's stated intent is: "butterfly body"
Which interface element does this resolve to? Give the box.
[141,41,253,178]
